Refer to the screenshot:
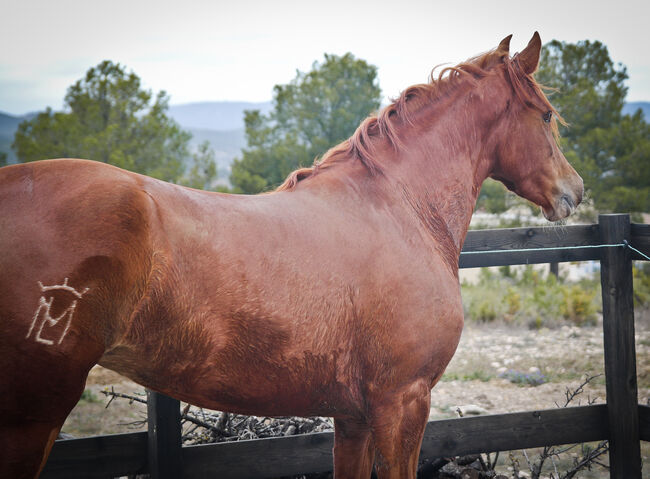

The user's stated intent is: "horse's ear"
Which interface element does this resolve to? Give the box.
[497,34,512,56]
[518,32,542,74]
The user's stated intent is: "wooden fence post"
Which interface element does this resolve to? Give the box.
[147,390,182,479]
[599,214,641,478]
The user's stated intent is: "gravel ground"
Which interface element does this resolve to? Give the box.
[433,319,650,419]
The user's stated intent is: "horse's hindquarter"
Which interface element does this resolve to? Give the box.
[0,160,158,419]
[101,180,464,417]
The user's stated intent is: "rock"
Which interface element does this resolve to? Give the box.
[439,462,481,479]
[455,404,489,416]
[460,469,480,479]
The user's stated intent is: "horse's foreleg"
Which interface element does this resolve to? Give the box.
[333,418,375,479]
[369,380,431,479]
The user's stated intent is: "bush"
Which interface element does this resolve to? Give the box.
[461,265,601,327]
[499,369,547,386]
[560,285,598,326]
[633,263,650,308]
[504,287,521,316]
[79,389,100,403]
[470,300,498,322]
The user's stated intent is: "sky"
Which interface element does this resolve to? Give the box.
[1,0,648,116]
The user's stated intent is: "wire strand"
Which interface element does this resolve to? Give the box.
[460,241,650,261]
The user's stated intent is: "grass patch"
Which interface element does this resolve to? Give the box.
[441,370,494,382]
[461,265,601,328]
[79,389,101,403]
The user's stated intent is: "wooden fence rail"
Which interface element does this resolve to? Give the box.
[42,214,650,478]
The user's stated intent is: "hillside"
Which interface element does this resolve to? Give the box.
[187,127,246,169]
[168,101,272,131]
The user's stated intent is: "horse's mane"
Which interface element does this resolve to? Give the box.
[277,46,562,192]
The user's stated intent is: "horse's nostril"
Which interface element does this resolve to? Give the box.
[561,194,575,209]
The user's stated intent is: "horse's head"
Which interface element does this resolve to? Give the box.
[488,32,583,221]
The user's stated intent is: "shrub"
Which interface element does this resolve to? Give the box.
[504,287,521,316]
[561,285,598,326]
[471,300,498,322]
[461,264,601,327]
[499,369,547,386]
[79,389,100,403]
[633,263,650,309]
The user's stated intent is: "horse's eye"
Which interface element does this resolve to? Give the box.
[543,111,553,123]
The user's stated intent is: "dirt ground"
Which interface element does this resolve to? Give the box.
[62,319,650,477]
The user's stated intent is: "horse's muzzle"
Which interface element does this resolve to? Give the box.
[543,178,584,222]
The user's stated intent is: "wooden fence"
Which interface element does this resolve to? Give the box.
[41,214,650,478]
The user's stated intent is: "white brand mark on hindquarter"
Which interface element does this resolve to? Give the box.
[25,278,90,345]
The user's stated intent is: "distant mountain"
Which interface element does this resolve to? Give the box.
[168,101,272,131]
[187,127,246,169]
[168,102,273,181]
[622,101,649,120]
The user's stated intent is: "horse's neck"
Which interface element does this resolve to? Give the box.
[388,113,493,263]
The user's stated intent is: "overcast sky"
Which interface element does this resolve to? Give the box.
[1,0,648,115]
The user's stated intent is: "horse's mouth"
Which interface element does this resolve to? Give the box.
[542,193,579,222]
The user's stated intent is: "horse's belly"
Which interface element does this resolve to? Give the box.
[100,340,358,418]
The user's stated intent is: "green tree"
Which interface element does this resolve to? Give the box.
[230,53,382,193]
[476,178,508,214]
[0,151,7,167]
[13,61,216,186]
[536,40,649,213]
[179,140,218,190]
[537,39,628,142]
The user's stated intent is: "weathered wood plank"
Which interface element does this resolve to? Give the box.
[460,224,601,268]
[639,405,650,442]
[459,247,601,268]
[463,224,600,251]
[631,223,650,239]
[599,214,641,479]
[41,432,147,478]
[180,406,607,478]
[41,406,611,478]
[182,430,334,479]
[420,405,608,458]
[631,223,650,260]
[147,390,182,479]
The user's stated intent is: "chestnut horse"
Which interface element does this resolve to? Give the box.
[0,33,582,478]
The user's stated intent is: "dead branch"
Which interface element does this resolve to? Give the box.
[101,386,147,409]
